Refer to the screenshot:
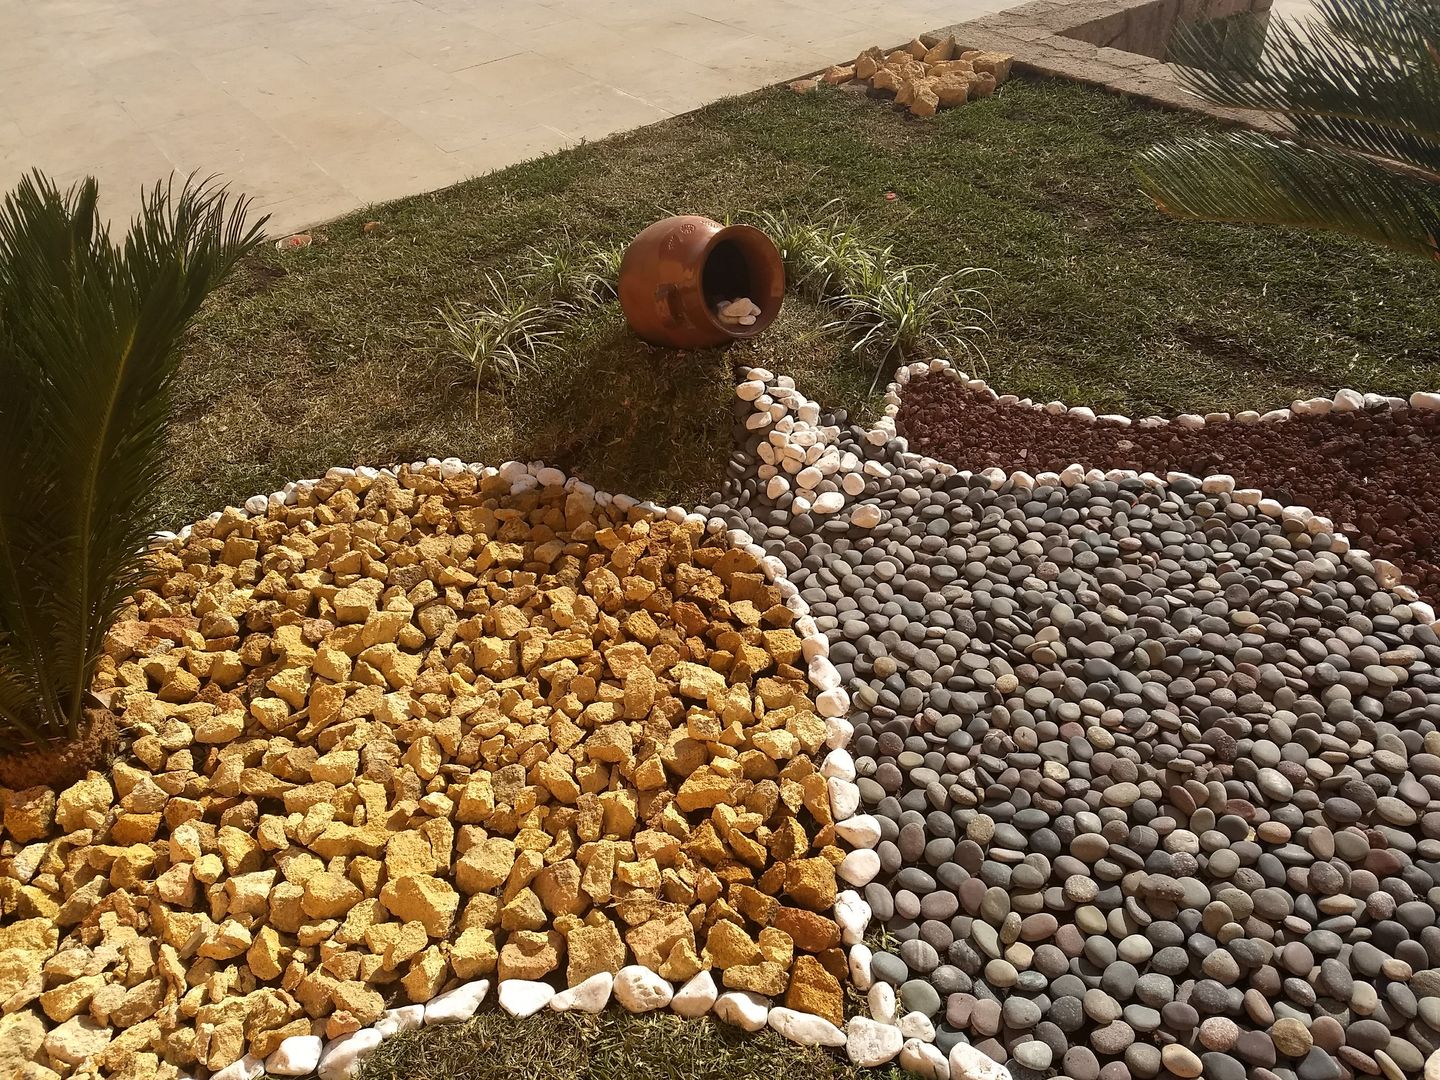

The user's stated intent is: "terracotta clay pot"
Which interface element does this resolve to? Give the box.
[618,215,785,349]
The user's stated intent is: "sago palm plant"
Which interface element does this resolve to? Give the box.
[0,171,264,785]
[1135,0,1440,259]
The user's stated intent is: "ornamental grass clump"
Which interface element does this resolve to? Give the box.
[0,171,263,786]
[826,254,991,389]
[439,272,560,414]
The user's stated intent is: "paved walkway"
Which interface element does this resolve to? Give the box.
[0,0,1024,233]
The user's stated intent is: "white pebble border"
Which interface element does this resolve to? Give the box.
[146,456,869,1078]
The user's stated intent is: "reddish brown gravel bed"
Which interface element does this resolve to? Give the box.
[897,372,1440,600]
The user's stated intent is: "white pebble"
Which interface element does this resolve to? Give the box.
[948,1042,1013,1080]
[766,475,789,499]
[614,965,672,1012]
[671,971,717,1018]
[835,814,882,848]
[769,1008,847,1048]
[423,980,489,1024]
[847,1016,904,1067]
[266,1036,322,1077]
[1200,474,1234,494]
[835,890,871,945]
[839,848,881,886]
[898,1012,936,1041]
[210,1056,264,1080]
[1411,391,1440,411]
[849,943,874,990]
[841,472,866,496]
[375,1005,424,1038]
[1332,387,1364,412]
[796,465,822,489]
[821,748,856,781]
[318,1030,381,1080]
[868,982,898,1024]
[816,687,849,717]
[809,656,842,691]
[244,494,269,515]
[825,715,854,750]
[499,979,554,1017]
[549,971,613,1014]
[714,990,769,1031]
[827,777,861,818]
[851,504,883,528]
[900,1039,950,1080]
[1174,413,1205,428]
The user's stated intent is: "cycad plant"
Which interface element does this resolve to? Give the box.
[1135,0,1440,259]
[0,171,264,785]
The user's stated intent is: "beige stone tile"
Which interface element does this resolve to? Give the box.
[539,85,673,143]
[450,50,601,105]
[381,91,539,152]
[444,123,573,179]
[90,50,241,128]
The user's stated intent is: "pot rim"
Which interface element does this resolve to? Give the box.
[695,222,785,341]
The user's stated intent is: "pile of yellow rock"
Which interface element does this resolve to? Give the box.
[800,34,1015,117]
[0,465,851,1080]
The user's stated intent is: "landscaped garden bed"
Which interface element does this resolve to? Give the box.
[5,42,1440,1080]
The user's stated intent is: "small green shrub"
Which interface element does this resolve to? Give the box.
[439,273,559,413]
[827,257,992,389]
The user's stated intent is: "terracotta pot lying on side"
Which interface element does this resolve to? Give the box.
[618,215,785,349]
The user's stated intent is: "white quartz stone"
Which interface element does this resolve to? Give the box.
[821,748,856,781]
[847,1016,904,1067]
[671,971,717,1018]
[839,847,881,886]
[423,980,488,1025]
[318,1030,382,1080]
[835,890,872,945]
[769,1007,847,1048]
[849,943,874,990]
[827,776,861,819]
[614,965,673,1013]
[499,979,555,1017]
[948,1042,1014,1080]
[836,814,882,848]
[714,990,770,1031]
[868,982,898,1024]
[266,1036,322,1077]
[900,1039,951,1080]
[549,971,613,1014]
[211,1056,265,1080]
[899,1011,936,1041]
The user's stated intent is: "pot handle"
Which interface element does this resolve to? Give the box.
[657,284,685,325]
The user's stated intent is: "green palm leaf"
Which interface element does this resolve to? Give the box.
[0,171,265,752]
[1141,0,1440,260]
[1137,131,1440,258]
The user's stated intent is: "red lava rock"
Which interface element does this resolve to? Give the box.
[897,373,1440,600]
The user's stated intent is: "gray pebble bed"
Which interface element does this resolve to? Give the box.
[700,369,1440,1080]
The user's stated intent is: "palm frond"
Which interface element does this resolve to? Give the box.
[1136,130,1440,258]
[1316,0,1440,63]
[1168,9,1440,176]
[0,170,265,748]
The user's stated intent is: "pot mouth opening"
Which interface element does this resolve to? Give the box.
[700,227,782,338]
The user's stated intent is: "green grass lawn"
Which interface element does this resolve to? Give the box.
[173,75,1440,532]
